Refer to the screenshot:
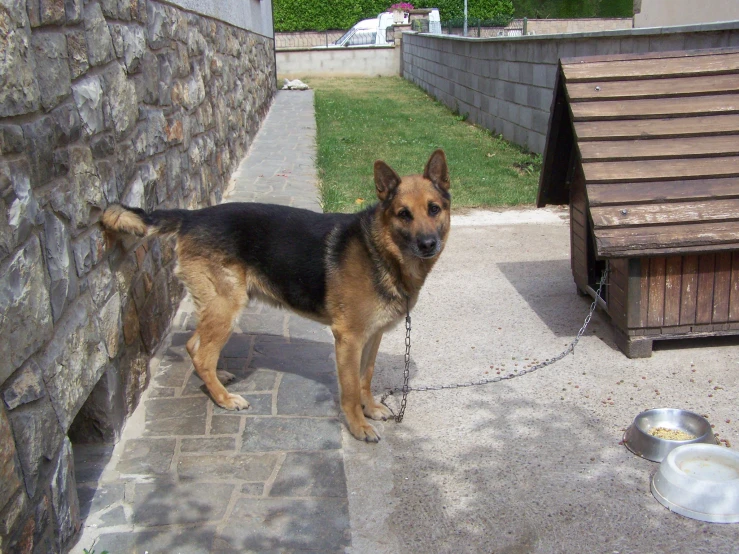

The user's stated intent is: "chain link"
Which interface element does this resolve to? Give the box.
[381,263,609,422]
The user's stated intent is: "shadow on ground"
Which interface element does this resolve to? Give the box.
[385,389,738,553]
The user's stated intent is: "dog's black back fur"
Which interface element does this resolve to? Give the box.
[148,202,369,315]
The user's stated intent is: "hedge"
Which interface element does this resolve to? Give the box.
[273,0,387,32]
[418,0,514,22]
[512,0,632,18]
[273,0,514,32]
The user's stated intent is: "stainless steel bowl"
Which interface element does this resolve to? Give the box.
[623,408,716,462]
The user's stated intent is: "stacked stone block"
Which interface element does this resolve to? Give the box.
[0,0,276,550]
[401,22,739,154]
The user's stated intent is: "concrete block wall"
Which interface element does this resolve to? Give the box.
[277,46,400,78]
[402,21,739,154]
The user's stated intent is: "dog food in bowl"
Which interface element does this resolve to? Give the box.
[649,427,696,441]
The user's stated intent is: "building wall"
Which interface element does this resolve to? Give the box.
[402,22,739,155]
[634,0,739,28]
[166,0,274,37]
[0,0,275,550]
[277,46,400,78]
[526,18,632,35]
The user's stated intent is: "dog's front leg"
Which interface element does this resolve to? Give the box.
[333,328,380,442]
[360,332,393,421]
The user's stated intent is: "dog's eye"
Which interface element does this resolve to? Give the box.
[429,204,441,216]
[397,208,412,221]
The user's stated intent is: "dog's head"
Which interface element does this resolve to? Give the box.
[374,149,451,260]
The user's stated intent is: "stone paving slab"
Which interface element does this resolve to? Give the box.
[217,497,350,553]
[73,91,352,553]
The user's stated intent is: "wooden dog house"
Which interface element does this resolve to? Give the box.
[537,47,739,358]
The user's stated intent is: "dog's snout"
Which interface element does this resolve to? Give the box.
[417,235,439,256]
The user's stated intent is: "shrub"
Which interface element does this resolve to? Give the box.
[416,0,514,22]
[273,0,389,32]
[273,0,515,32]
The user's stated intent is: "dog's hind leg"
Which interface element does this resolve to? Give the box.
[186,332,235,385]
[182,260,249,411]
[333,328,380,442]
[360,332,393,421]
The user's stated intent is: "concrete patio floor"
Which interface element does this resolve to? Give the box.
[346,213,739,553]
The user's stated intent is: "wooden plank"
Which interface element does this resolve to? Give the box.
[560,47,739,66]
[587,178,739,207]
[570,166,587,208]
[562,52,739,82]
[571,204,587,227]
[566,74,739,101]
[629,326,739,339]
[572,220,587,247]
[572,227,588,253]
[639,264,649,327]
[610,257,629,326]
[572,241,588,279]
[598,241,739,258]
[609,294,627,327]
[680,255,698,325]
[594,221,739,257]
[609,273,626,297]
[575,114,739,141]
[578,135,739,162]
[663,256,682,327]
[610,257,628,275]
[610,264,628,290]
[624,258,645,329]
[713,252,732,322]
[647,257,666,327]
[583,156,739,183]
[571,202,586,227]
[590,198,739,228]
[570,94,739,121]
[572,234,588,259]
[731,252,739,321]
[696,254,716,324]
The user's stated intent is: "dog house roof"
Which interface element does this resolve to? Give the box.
[537,47,739,258]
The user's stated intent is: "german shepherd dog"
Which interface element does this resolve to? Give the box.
[102,150,450,442]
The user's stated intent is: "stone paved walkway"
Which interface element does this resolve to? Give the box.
[72,91,353,553]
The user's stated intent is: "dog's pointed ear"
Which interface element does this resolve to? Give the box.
[423,149,450,192]
[374,160,401,201]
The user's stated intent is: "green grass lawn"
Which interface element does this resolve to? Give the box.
[308,76,541,213]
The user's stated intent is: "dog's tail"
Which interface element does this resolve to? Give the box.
[101,204,189,238]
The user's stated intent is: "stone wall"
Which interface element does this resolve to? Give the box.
[402,21,739,154]
[0,0,276,551]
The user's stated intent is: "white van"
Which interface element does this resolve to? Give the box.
[330,9,440,47]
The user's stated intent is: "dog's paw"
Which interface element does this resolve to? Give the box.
[349,420,381,443]
[219,393,250,411]
[363,402,393,421]
[217,370,236,384]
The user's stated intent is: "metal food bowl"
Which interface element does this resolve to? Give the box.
[623,408,716,462]
[652,443,739,523]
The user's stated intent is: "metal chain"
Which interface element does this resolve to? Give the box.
[381,263,609,423]
[391,300,412,422]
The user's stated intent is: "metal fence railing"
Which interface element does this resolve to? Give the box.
[275,31,345,49]
[275,27,396,50]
